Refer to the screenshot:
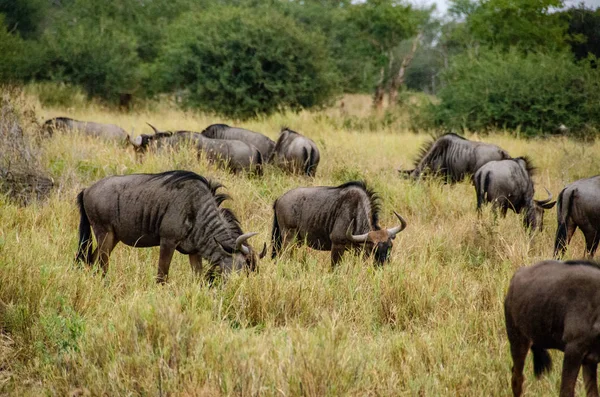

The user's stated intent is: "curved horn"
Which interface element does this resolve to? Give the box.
[387,211,407,238]
[346,219,369,243]
[146,122,159,134]
[258,242,267,259]
[235,232,258,255]
[127,133,142,147]
[535,187,553,205]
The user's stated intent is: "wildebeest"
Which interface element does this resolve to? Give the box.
[201,123,276,161]
[75,170,266,282]
[271,127,320,176]
[505,259,600,397]
[271,181,407,266]
[400,133,511,183]
[128,124,263,175]
[43,117,128,141]
[473,157,556,231]
[554,175,600,258]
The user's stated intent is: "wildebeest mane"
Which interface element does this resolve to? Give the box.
[513,156,536,175]
[563,260,600,270]
[149,170,241,234]
[201,123,230,135]
[412,132,465,167]
[334,181,381,227]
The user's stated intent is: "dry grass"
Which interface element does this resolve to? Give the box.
[0,92,596,395]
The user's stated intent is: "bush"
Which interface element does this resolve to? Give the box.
[155,6,340,119]
[429,49,600,136]
[0,16,42,83]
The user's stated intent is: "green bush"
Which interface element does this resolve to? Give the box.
[429,49,600,136]
[155,6,340,119]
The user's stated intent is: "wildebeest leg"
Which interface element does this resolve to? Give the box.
[560,344,585,397]
[157,240,176,284]
[93,230,116,276]
[585,231,600,259]
[331,244,346,267]
[507,327,530,397]
[583,363,599,397]
[189,253,203,277]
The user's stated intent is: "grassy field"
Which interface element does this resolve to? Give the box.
[1,92,599,396]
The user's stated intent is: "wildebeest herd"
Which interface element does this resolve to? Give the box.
[44,117,600,396]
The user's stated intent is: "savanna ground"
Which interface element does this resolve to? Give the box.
[1,92,599,396]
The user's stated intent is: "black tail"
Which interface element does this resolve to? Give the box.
[75,190,93,264]
[254,150,264,177]
[531,345,552,378]
[306,146,317,177]
[271,201,282,259]
[554,188,575,258]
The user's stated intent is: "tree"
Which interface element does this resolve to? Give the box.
[155,6,340,119]
[563,4,600,61]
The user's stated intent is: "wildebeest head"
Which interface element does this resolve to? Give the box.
[345,211,407,265]
[126,123,173,153]
[215,232,267,273]
[526,187,556,231]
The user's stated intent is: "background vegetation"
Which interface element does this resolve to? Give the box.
[1,0,599,133]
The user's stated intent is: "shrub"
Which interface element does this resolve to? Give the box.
[155,6,340,120]
[429,49,600,136]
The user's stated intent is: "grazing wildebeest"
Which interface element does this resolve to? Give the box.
[505,259,600,397]
[75,170,266,282]
[271,181,407,266]
[399,133,511,183]
[554,176,600,258]
[201,123,276,161]
[473,157,556,231]
[128,124,263,175]
[271,127,320,176]
[43,117,128,141]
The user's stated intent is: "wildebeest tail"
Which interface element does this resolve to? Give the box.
[303,146,317,177]
[554,188,575,258]
[254,150,264,176]
[531,345,552,378]
[271,201,282,259]
[75,190,93,264]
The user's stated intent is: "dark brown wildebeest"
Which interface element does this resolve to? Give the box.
[270,181,407,266]
[43,117,128,141]
[473,157,556,231]
[271,127,320,177]
[201,123,276,161]
[75,170,266,283]
[505,259,600,397]
[399,133,511,183]
[128,124,263,175]
[554,176,600,259]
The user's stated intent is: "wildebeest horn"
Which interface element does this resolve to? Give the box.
[127,133,143,147]
[387,211,407,238]
[259,242,267,259]
[146,122,159,134]
[235,232,258,255]
[535,187,553,205]
[346,219,369,243]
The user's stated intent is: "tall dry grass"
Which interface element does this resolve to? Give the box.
[0,93,597,395]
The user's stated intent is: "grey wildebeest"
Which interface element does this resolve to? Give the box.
[505,259,600,397]
[271,127,320,176]
[270,181,407,266]
[554,175,600,258]
[128,124,263,175]
[400,133,511,183]
[473,157,556,231]
[43,117,128,141]
[201,123,276,161]
[75,170,266,283]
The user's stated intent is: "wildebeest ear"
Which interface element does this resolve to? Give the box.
[214,237,235,254]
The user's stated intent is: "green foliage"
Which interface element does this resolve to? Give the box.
[41,17,141,102]
[156,7,340,119]
[429,49,600,136]
[0,16,41,83]
[563,4,600,61]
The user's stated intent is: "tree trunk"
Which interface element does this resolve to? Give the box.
[389,32,422,106]
[372,66,385,112]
